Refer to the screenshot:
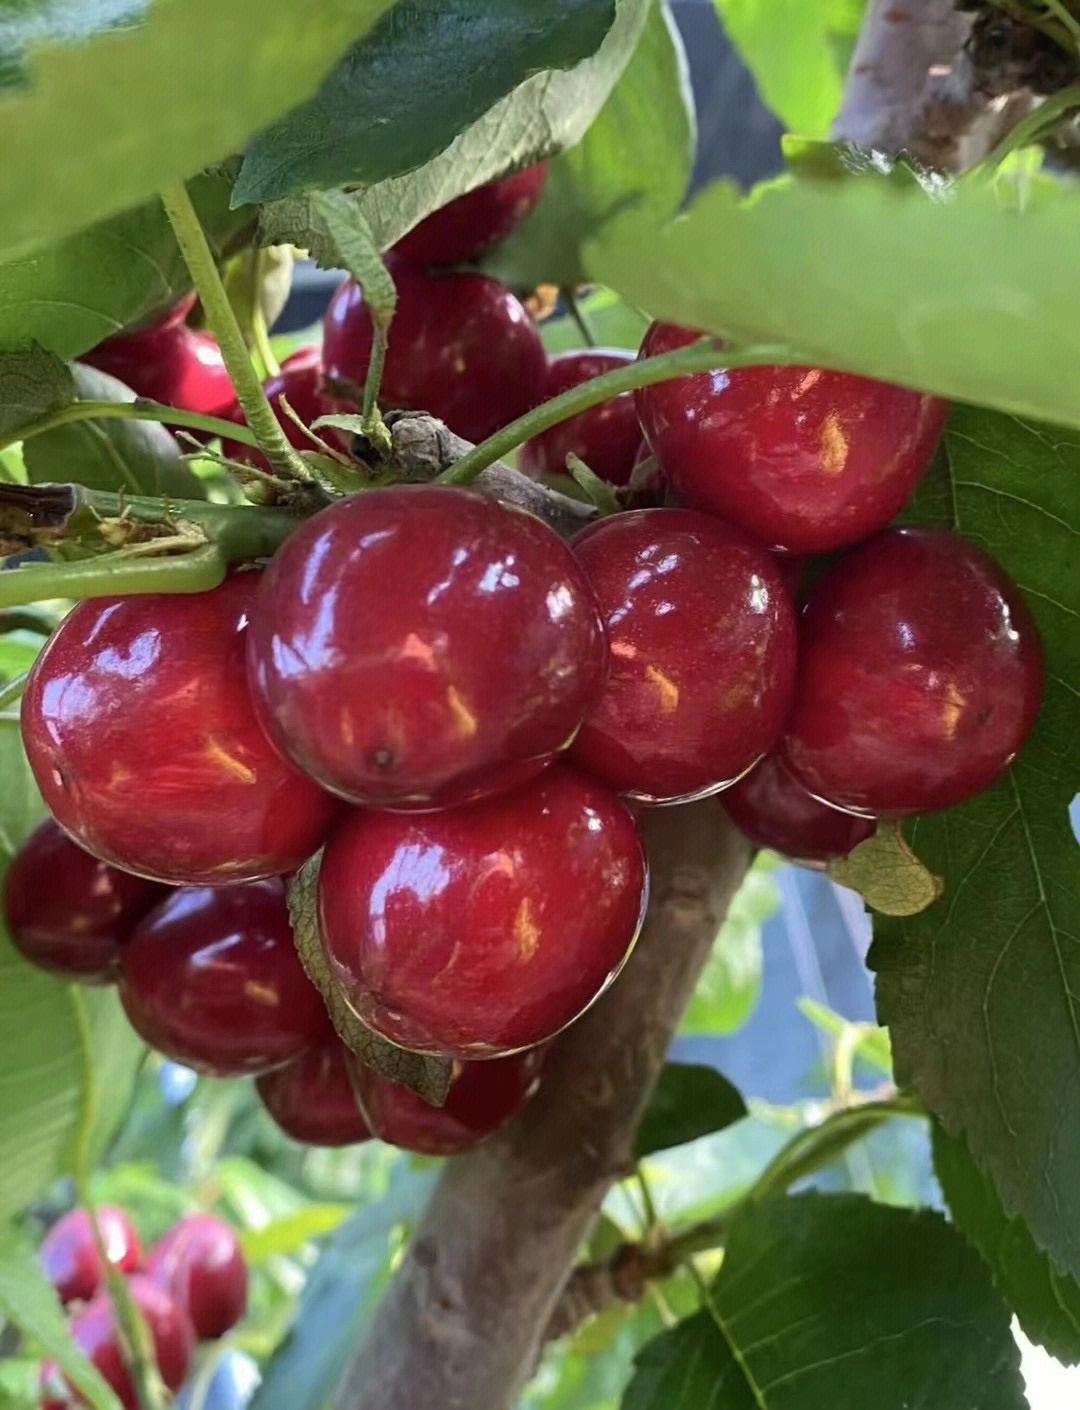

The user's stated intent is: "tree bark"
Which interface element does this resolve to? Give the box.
[332,801,751,1410]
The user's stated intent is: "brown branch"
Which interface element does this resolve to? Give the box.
[331,801,751,1410]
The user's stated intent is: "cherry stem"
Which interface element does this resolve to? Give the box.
[438,339,797,484]
[362,319,390,428]
[564,290,598,348]
[0,398,260,455]
[160,181,310,482]
[0,671,28,709]
[0,543,227,606]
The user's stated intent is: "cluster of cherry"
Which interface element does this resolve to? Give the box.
[37,1207,245,1410]
[4,162,1046,1163]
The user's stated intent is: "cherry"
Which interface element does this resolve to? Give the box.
[519,349,644,487]
[392,162,549,266]
[634,322,950,553]
[84,320,236,421]
[721,752,876,863]
[21,574,343,885]
[58,1275,194,1409]
[256,1038,371,1146]
[322,262,546,444]
[781,527,1045,817]
[39,1207,142,1306]
[318,766,647,1058]
[146,1214,247,1340]
[118,879,333,1076]
[221,345,341,469]
[569,508,798,803]
[246,484,607,810]
[3,820,166,983]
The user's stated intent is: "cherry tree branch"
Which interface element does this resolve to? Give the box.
[332,802,751,1410]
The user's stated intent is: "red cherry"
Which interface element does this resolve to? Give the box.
[3,820,166,982]
[634,322,950,553]
[322,263,546,443]
[142,291,198,332]
[318,767,647,1058]
[568,508,798,803]
[349,1049,544,1155]
[721,753,876,863]
[146,1214,247,1340]
[84,323,236,420]
[246,485,607,810]
[21,574,343,885]
[392,162,549,266]
[256,1039,371,1146]
[119,879,332,1076]
[221,345,341,469]
[62,1275,195,1408]
[519,349,644,487]
[781,527,1045,816]
[39,1207,142,1306]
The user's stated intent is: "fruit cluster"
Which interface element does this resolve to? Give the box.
[37,1207,246,1410]
[4,164,1047,1170]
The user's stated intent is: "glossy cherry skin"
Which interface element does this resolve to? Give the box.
[781,528,1045,817]
[246,485,607,810]
[221,345,341,469]
[118,879,333,1076]
[318,767,647,1058]
[146,1214,247,1340]
[84,323,236,420]
[721,752,876,863]
[3,820,166,983]
[21,574,343,885]
[569,508,798,803]
[322,263,546,443]
[519,349,644,487]
[39,1207,143,1306]
[256,1038,371,1146]
[60,1275,195,1409]
[348,1049,544,1156]
[393,162,549,266]
[635,322,951,553]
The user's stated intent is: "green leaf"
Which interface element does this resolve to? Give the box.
[584,161,1080,432]
[355,0,652,253]
[796,999,892,1078]
[0,0,398,260]
[235,0,617,206]
[622,1194,1026,1409]
[711,0,865,138]
[260,189,395,324]
[870,406,1080,1283]
[0,171,250,360]
[0,347,73,441]
[0,1223,122,1410]
[485,0,696,289]
[0,3,149,88]
[539,288,650,356]
[934,1123,1080,1366]
[634,1063,746,1158]
[239,1204,353,1264]
[826,819,942,917]
[680,859,775,1036]
[21,364,207,498]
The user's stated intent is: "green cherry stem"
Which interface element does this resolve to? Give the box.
[0,399,260,456]
[0,671,28,709]
[0,543,227,607]
[160,182,309,482]
[438,339,797,484]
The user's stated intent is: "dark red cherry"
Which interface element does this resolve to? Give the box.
[721,752,876,863]
[21,574,342,885]
[519,349,644,487]
[318,767,647,1058]
[62,1275,195,1408]
[246,485,607,810]
[143,291,198,332]
[781,527,1045,816]
[39,1207,142,1306]
[3,820,166,982]
[84,323,236,420]
[569,508,798,803]
[348,1049,544,1156]
[221,345,341,468]
[322,263,546,443]
[392,163,549,266]
[146,1214,247,1340]
[634,322,950,553]
[256,1038,371,1147]
[118,879,333,1076]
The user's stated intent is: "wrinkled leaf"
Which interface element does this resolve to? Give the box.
[0,347,73,441]
[260,189,394,323]
[634,1063,746,1159]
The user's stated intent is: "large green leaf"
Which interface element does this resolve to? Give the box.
[354,0,653,253]
[634,1063,746,1159]
[934,1123,1080,1366]
[584,160,1080,431]
[234,0,617,206]
[0,0,398,260]
[711,0,865,137]
[485,0,695,290]
[870,406,1080,1283]
[622,1194,1026,1409]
